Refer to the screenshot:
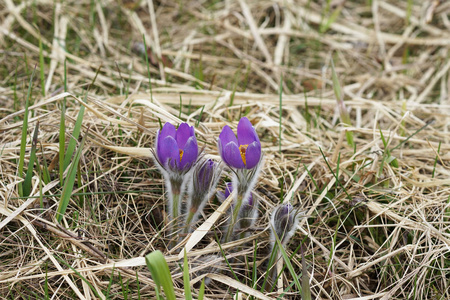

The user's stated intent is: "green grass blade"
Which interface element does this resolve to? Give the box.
[56,130,87,222]
[59,59,67,184]
[273,231,302,293]
[331,59,354,148]
[18,67,36,196]
[183,249,193,300]
[279,74,283,154]
[38,36,45,97]
[198,279,205,300]
[106,266,115,299]
[301,246,311,300]
[136,271,141,300]
[23,122,40,197]
[145,250,176,300]
[62,102,85,171]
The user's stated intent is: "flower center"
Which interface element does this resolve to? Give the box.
[179,149,184,161]
[239,144,248,165]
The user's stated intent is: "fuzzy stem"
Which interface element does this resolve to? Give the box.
[183,208,196,235]
[223,193,243,243]
[170,190,181,241]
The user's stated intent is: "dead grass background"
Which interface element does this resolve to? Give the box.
[1,0,450,299]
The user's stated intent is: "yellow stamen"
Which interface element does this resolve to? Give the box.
[179,149,184,161]
[239,144,248,165]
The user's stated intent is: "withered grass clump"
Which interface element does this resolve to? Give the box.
[1,0,450,299]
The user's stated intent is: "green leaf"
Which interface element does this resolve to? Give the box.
[56,130,87,222]
[331,59,354,148]
[198,279,205,300]
[183,249,192,300]
[63,103,85,171]
[23,122,40,197]
[145,250,176,300]
[273,230,302,293]
[18,67,36,196]
[301,246,311,300]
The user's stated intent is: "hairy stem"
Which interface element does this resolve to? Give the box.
[223,193,243,243]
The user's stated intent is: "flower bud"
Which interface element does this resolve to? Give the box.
[270,203,301,246]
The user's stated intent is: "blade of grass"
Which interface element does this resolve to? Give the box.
[23,122,40,197]
[331,59,354,149]
[279,74,283,154]
[38,35,45,97]
[198,279,205,300]
[145,250,176,300]
[106,266,115,299]
[273,228,302,293]
[183,249,193,300]
[56,129,87,222]
[63,65,100,171]
[301,246,311,300]
[136,271,141,300]
[319,148,352,201]
[18,67,36,197]
[432,141,441,178]
[62,96,85,171]
[59,59,67,184]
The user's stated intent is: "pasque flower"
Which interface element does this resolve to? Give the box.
[153,122,198,246]
[270,203,301,246]
[184,158,223,233]
[266,203,303,287]
[217,117,264,243]
[155,122,198,172]
[218,117,261,169]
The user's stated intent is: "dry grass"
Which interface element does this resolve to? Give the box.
[1,0,450,299]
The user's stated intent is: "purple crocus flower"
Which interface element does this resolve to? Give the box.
[185,158,223,233]
[155,122,198,172]
[270,203,301,246]
[153,122,198,247]
[218,117,261,169]
[217,182,234,202]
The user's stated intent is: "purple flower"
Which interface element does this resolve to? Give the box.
[194,159,220,198]
[270,203,301,246]
[218,117,261,169]
[217,182,234,202]
[184,158,223,233]
[155,122,198,172]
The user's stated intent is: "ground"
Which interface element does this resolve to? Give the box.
[1,0,450,299]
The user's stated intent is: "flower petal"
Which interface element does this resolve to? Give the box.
[223,141,245,169]
[237,117,259,146]
[219,125,238,148]
[176,123,193,149]
[179,136,198,170]
[157,136,179,168]
[224,182,233,198]
[159,122,176,140]
[244,141,261,169]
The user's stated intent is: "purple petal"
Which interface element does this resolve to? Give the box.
[179,136,198,170]
[176,123,194,149]
[244,141,261,169]
[157,136,179,168]
[159,122,176,140]
[237,117,259,146]
[224,182,233,198]
[219,125,238,149]
[223,141,245,169]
